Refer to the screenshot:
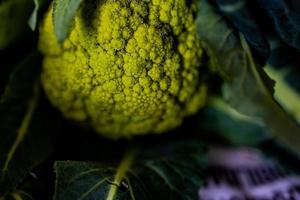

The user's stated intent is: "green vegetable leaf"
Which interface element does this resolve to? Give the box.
[28,0,39,31]
[265,66,300,124]
[52,0,82,42]
[196,0,300,152]
[28,0,51,31]
[54,140,206,200]
[0,52,55,197]
[0,0,34,49]
[199,97,269,146]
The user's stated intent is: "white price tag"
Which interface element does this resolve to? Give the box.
[199,148,300,200]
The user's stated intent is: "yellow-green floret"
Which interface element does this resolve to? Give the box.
[39,0,207,139]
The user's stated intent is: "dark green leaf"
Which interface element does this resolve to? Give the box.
[196,0,300,153]
[264,66,300,124]
[213,0,270,60]
[52,0,82,42]
[0,0,33,49]
[199,97,269,146]
[266,38,300,123]
[54,140,207,200]
[259,0,300,51]
[0,52,55,197]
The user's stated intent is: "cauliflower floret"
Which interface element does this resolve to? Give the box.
[40,0,207,139]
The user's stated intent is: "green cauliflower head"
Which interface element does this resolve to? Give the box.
[40,0,207,139]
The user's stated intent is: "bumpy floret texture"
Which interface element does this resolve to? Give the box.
[40,0,206,139]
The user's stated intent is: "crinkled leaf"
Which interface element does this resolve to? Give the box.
[0,52,55,197]
[213,0,270,59]
[258,0,300,51]
[52,0,82,42]
[196,0,300,153]
[54,140,207,200]
[199,97,269,146]
[212,0,300,55]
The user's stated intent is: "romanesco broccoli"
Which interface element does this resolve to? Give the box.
[39,0,207,138]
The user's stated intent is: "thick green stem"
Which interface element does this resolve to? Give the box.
[106,146,138,200]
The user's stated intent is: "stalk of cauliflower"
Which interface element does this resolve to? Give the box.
[39,0,207,139]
